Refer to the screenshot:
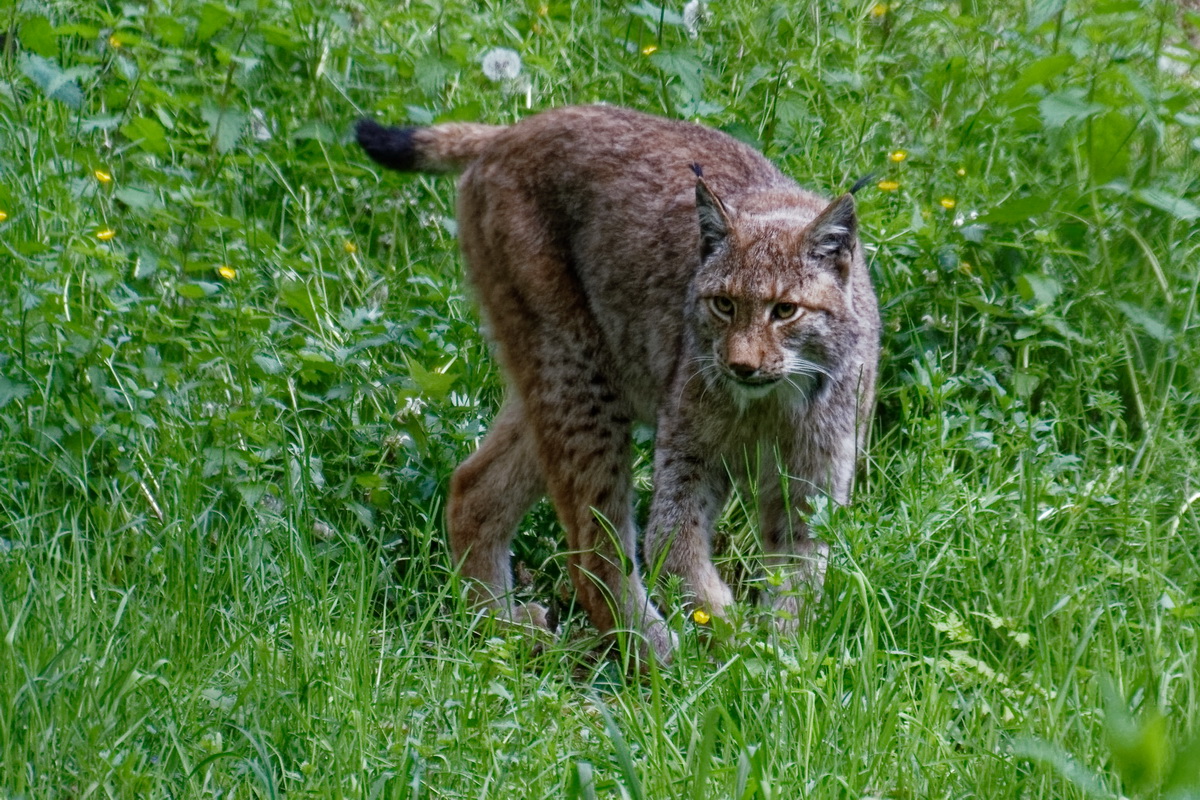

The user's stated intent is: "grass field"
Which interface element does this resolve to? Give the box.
[2,0,1200,797]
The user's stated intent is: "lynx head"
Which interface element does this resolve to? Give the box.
[690,175,861,404]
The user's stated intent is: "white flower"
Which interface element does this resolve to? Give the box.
[481,48,522,82]
[683,0,706,38]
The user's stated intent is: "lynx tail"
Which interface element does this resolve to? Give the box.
[355,118,506,174]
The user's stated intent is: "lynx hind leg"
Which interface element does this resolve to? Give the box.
[457,192,673,663]
[447,399,548,627]
[522,372,675,664]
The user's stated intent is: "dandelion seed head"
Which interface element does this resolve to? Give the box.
[481,47,522,82]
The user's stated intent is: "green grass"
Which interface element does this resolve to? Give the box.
[2,0,1199,797]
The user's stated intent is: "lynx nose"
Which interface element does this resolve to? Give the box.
[729,362,759,380]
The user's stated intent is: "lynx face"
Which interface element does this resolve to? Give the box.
[690,182,858,404]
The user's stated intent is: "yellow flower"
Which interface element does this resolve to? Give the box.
[642,44,658,55]
[343,241,358,254]
[889,150,907,162]
[537,3,549,15]
[870,3,889,16]
[877,180,900,192]
[939,197,957,209]
[108,34,122,48]
[94,169,113,183]
[692,609,711,625]
[956,167,966,177]
[218,266,237,280]
[0,210,7,222]
[96,228,116,240]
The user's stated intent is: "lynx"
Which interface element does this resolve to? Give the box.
[357,105,880,662]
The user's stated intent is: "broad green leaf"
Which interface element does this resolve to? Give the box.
[1103,679,1170,794]
[406,358,457,400]
[1117,301,1171,342]
[414,55,452,98]
[177,282,220,299]
[1088,110,1134,184]
[628,0,683,26]
[1039,89,1105,128]
[196,2,233,42]
[279,282,323,328]
[292,121,335,143]
[122,116,168,155]
[19,15,59,57]
[18,53,83,109]
[1011,54,1076,95]
[651,50,705,101]
[1017,273,1062,306]
[0,376,32,409]
[201,105,246,154]
[1133,187,1200,221]
[978,194,1055,224]
[114,187,161,211]
[1027,0,1066,29]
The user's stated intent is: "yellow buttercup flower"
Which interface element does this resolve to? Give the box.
[692,609,711,625]
[108,34,122,48]
[956,167,967,177]
[877,180,900,192]
[939,197,957,209]
[0,210,7,222]
[889,150,907,162]
[218,266,237,280]
[642,44,658,55]
[94,169,113,183]
[343,241,358,254]
[870,3,889,17]
[96,228,116,240]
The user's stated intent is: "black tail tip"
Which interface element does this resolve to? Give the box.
[355,117,419,171]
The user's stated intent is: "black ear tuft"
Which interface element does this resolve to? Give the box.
[356,118,420,171]
[695,177,731,260]
[848,172,876,195]
[691,162,704,178]
[804,194,857,278]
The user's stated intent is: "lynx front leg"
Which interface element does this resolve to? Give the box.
[644,433,734,619]
[447,399,548,626]
[758,461,829,632]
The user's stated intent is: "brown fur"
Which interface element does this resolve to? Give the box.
[357,105,880,662]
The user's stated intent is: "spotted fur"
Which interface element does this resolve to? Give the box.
[358,105,881,662]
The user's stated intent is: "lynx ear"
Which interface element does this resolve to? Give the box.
[804,193,858,281]
[695,176,732,260]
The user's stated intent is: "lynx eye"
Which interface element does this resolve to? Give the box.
[771,302,801,321]
[708,296,735,319]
